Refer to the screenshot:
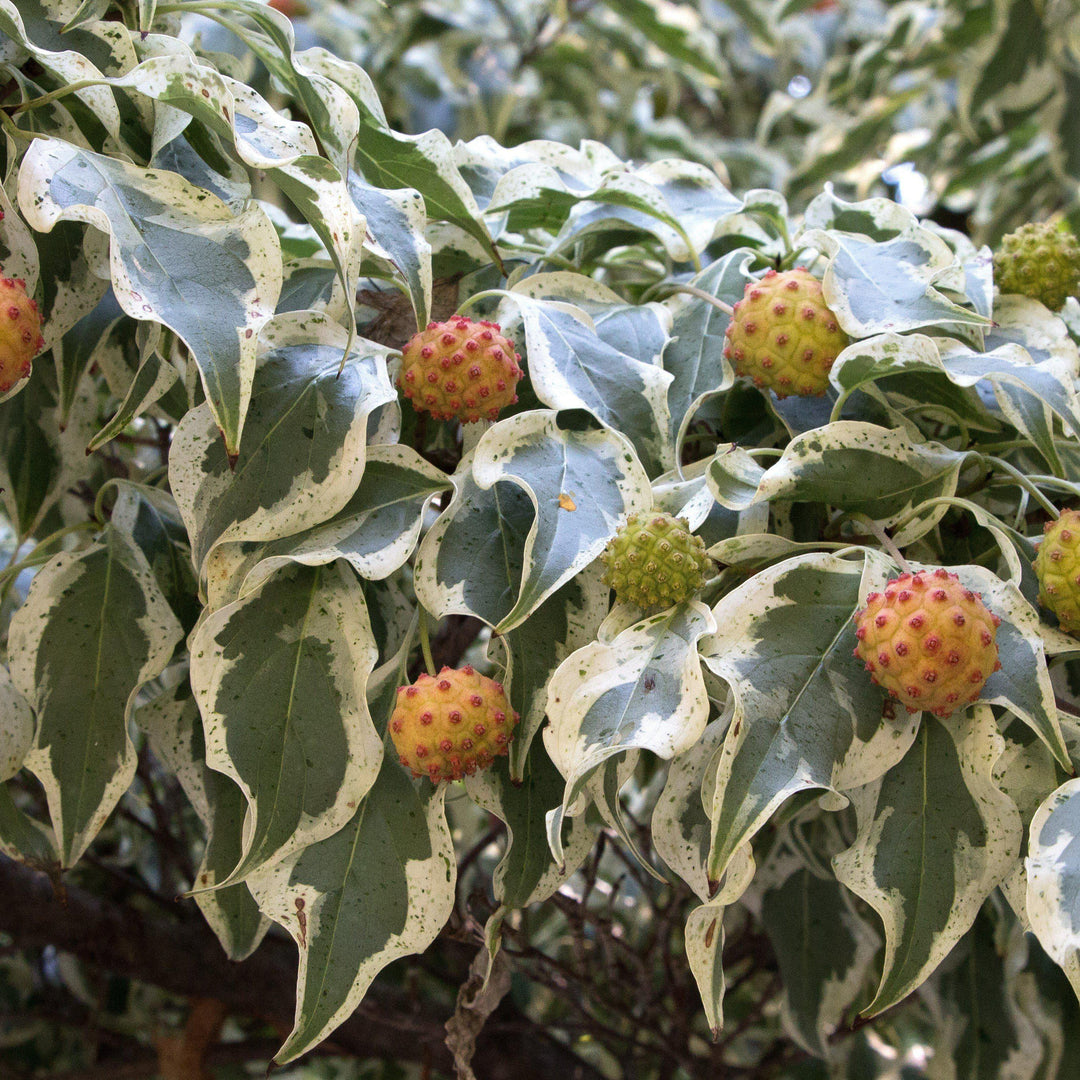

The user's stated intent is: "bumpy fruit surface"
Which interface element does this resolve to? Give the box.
[0,274,44,394]
[390,665,519,783]
[1034,509,1080,635]
[601,512,710,611]
[398,316,523,423]
[722,267,849,398]
[993,222,1080,312]
[853,569,1002,718]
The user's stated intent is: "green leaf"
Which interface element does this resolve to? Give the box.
[138,685,268,961]
[706,422,968,545]
[230,444,450,596]
[699,551,920,887]
[545,602,715,865]
[248,757,455,1065]
[1026,777,1080,1000]
[189,561,382,882]
[169,313,395,583]
[8,526,183,866]
[760,860,879,1055]
[501,276,674,474]
[471,410,652,632]
[18,138,282,457]
[833,708,1021,1015]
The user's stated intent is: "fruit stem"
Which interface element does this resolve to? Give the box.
[418,606,438,677]
[980,455,1060,519]
[851,514,912,574]
[655,283,734,316]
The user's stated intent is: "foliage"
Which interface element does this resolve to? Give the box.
[2,1,1080,1078]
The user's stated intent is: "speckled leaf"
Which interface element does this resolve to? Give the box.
[138,686,268,961]
[169,313,395,582]
[833,708,1021,1015]
[544,602,715,865]
[0,665,33,782]
[1026,778,1080,999]
[471,410,652,632]
[684,899,726,1035]
[0,784,56,869]
[8,526,183,866]
[18,139,281,457]
[652,712,729,900]
[230,444,449,596]
[500,278,673,474]
[699,552,921,887]
[803,225,992,336]
[706,422,967,545]
[248,756,455,1065]
[189,561,382,882]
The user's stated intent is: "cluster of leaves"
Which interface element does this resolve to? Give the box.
[4,0,1080,1078]
[260,0,1080,241]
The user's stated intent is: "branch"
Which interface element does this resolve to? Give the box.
[0,856,604,1080]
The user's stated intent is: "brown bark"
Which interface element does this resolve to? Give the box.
[0,856,601,1080]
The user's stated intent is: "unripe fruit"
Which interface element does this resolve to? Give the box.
[398,316,523,423]
[1034,509,1080,635]
[0,274,44,394]
[853,568,1002,718]
[601,512,710,611]
[993,222,1080,312]
[390,665,519,783]
[722,267,849,398]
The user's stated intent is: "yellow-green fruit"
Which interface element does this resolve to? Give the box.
[1034,510,1080,634]
[993,222,1080,312]
[390,665,518,783]
[0,274,44,394]
[853,569,1002,718]
[601,512,710,611]
[723,267,850,398]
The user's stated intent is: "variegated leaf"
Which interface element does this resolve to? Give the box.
[834,708,1021,1015]
[684,898,726,1037]
[170,312,395,583]
[0,665,33,782]
[699,552,921,887]
[499,278,674,474]
[661,249,753,456]
[471,410,652,632]
[1026,777,1080,999]
[248,756,455,1065]
[0,784,56,868]
[544,602,715,864]
[466,746,595,909]
[0,0,122,140]
[652,711,730,900]
[18,139,282,457]
[413,449,535,627]
[230,444,449,597]
[803,223,992,336]
[759,856,880,1055]
[87,340,178,454]
[138,685,268,961]
[501,563,610,771]
[706,422,967,545]
[8,526,183,866]
[190,561,381,882]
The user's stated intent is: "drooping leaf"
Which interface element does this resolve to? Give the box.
[8,525,183,866]
[834,708,1021,1015]
[189,561,382,881]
